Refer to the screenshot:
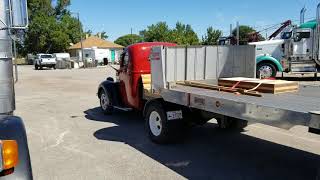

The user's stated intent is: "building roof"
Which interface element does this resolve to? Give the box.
[299,20,317,29]
[68,36,124,50]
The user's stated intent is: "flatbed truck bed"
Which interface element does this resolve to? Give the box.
[158,82,320,130]
[148,46,320,134]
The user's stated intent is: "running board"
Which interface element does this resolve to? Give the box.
[113,106,133,111]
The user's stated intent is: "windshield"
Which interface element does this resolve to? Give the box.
[41,55,53,58]
[281,32,292,39]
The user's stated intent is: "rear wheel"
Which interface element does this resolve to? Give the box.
[257,63,277,79]
[99,90,113,114]
[145,101,184,144]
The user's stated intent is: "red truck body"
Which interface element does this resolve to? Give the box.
[118,42,176,110]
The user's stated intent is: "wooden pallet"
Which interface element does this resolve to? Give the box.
[176,80,263,97]
[218,77,299,94]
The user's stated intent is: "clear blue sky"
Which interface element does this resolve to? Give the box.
[70,0,319,41]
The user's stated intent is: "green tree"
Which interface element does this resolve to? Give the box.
[95,31,109,39]
[24,0,84,54]
[140,22,172,42]
[232,25,264,45]
[60,14,82,44]
[27,0,53,20]
[55,0,71,17]
[202,27,222,45]
[171,22,199,45]
[115,34,143,47]
[140,21,199,45]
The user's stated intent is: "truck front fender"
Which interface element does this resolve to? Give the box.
[256,55,283,72]
[98,80,122,107]
[0,116,33,180]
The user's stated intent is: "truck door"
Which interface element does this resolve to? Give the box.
[118,49,132,107]
[292,30,312,58]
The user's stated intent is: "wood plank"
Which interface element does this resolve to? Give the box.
[177,80,263,97]
[218,77,299,94]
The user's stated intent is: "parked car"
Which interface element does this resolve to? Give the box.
[34,54,57,70]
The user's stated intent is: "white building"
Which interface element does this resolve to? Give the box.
[68,36,124,63]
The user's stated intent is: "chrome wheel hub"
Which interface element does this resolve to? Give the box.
[259,65,273,79]
[149,111,162,136]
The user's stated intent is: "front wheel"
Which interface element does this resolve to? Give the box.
[257,63,277,79]
[35,64,39,70]
[99,90,113,114]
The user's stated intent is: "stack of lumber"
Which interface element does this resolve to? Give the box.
[218,77,299,94]
[142,74,151,92]
[177,80,263,97]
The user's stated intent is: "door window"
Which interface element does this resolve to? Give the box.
[123,51,129,67]
[294,32,310,42]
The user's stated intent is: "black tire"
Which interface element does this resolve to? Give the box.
[35,64,38,70]
[39,64,43,70]
[145,101,182,144]
[99,89,114,115]
[257,62,277,79]
[53,65,56,70]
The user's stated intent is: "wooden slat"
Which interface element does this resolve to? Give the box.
[218,77,299,94]
[177,80,262,97]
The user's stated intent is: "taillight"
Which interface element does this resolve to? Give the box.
[0,140,18,172]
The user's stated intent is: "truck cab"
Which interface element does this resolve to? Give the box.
[98,42,176,112]
[283,20,320,73]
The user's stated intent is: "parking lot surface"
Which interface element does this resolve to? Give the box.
[15,66,320,180]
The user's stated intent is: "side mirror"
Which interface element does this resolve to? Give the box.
[103,58,109,66]
[10,0,29,29]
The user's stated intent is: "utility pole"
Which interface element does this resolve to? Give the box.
[131,28,133,45]
[236,21,240,46]
[75,12,85,68]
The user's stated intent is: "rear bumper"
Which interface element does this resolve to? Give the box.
[40,62,56,66]
[0,116,33,180]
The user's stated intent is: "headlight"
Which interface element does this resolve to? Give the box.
[0,140,18,172]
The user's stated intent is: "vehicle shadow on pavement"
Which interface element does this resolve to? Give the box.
[84,107,320,180]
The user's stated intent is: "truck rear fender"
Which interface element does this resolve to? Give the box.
[98,79,122,107]
[256,55,284,72]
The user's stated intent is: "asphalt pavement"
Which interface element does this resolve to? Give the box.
[14,66,320,180]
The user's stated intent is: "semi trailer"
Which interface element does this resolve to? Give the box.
[0,0,33,179]
[98,42,320,144]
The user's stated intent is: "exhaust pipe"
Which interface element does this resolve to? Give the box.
[300,7,307,24]
[317,3,320,25]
